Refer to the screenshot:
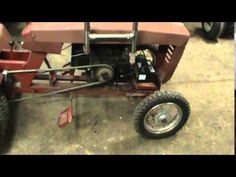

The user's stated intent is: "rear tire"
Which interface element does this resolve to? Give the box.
[201,22,226,40]
[0,90,9,147]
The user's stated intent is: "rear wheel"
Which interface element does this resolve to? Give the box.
[201,22,226,40]
[0,90,9,147]
[134,91,190,139]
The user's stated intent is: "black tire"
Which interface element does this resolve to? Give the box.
[134,91,190,139]
[201,22,227,40]
[0,90,9,147]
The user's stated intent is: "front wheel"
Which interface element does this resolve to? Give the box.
[134,91,190,139]
[0,90,9,147]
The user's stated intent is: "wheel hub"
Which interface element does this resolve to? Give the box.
[155,113,168,124]
[144,103,183,135]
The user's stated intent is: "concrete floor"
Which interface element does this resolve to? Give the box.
[2,23,235,154]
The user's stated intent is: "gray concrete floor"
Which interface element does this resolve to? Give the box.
[3,22,235,154]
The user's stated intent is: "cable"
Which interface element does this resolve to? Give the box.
[61,45,86,58]
[71,53,86,58]
[61,44,72,51]
[61,44,85,58]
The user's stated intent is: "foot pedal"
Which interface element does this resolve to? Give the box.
[57,106,73,128]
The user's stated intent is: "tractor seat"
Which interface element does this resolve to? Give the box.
[0,23,12,51]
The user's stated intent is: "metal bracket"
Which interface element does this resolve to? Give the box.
[88,33,135,41]
[2,70,8,82]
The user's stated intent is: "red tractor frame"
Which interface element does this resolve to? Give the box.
[0,22,191,146]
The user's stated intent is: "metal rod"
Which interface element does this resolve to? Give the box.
[132,22,138,31]
[44,58,56,76]
[89,33,135,41]
[84,22,90,54]
[85,22,90,31]
[129,22,139,65]
[44,58,52,69]
[131,22,138,54]
[4,64,113,75]
[10,81,106,103]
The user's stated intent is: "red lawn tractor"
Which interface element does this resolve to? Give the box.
[0,22,191,146]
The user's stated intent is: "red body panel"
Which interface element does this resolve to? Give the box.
[0,50,46,88]
[22,22,190,53]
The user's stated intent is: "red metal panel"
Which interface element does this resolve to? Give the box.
[0,50,46,87]
[22,22,190,52]
[0,60,26,69]
[157,45,186,83]
[15,52,46,87]
[23,41,63,54]
[0,50,29,70]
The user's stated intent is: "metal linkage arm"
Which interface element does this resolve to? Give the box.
[84,22,90,55]
[130,22,138,65]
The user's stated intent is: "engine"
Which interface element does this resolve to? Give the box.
[71,44,159,85]
[71,44,132,81]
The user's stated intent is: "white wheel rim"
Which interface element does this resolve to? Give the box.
[144,103,183,135]
[203,22,213,32]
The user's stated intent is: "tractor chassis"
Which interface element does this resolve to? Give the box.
[0,22,191,140]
